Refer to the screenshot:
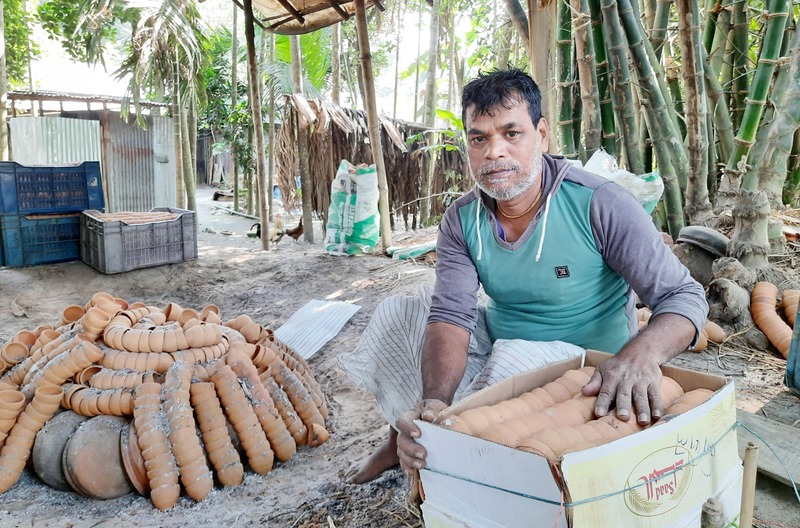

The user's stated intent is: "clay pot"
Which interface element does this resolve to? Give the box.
[163,303,183,322]
[129,302,147,310]
[120,420,149,495]
[162,330,178,353]
[61,305,86,326]
[113,298,129,311]
[1,342,30,365]
[62,416,133,498]
[200,305,220,322]
[184,325,205,349]
[148,328,166,353]
[178,309,199,327]
[12,330,37,349]
[32,329,60,353]
[137,331,152,354]
[121,330,141,353]
[239,323,262,344]
[32,410,88,491]
[0,390,25,425]
[83,307,112,336]
[225,314,253,332]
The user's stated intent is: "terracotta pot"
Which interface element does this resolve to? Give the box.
[174,328,189,351]
[62,416,133,498]
[82,307,112,336]
[148,328,165,354]
[137,331,152,354]
[32,329,60,353]
[61,305,86,326]
[30,385,65,418]
[1,342,30,365]
[0,390,25,419]
[75,366,101,386]
[203,311,222,325]
[239,323,262,344]
[146,312,167,327]
[162,330,178,353]
[113,298,130,311]
[163,303,183,322]
[12,330,37,349]
[178,309,199,327]
[200,305,220,321]
[225,314,253,332]
[121,329,141,352]
[32,410,88,492]
[183,325,204,349]
[120,420,149,495]
[128,302,147,310]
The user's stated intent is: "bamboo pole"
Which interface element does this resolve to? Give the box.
[676,0,713,225]
[267,32,276,222]
[587,0,616,156]
[529,0,559,126]
[753,30,800,204]
[650,0,672,59]
[600,0,643,174]
[708,0,732,82]
[243,0,270,251]
[730,0,749,131]
[703,49,734,164]
[571,0,603,159]
[718,0,790,207]
[616,0,685,236]
[556,0,578,158]
[739,442,759,528]
[232,6,240,213]
[783,130,800,205]
[355,0,392,250]
[665,45,687,140]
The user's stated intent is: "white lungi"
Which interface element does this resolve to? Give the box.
[338,286,585,426]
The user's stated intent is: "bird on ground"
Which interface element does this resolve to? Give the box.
[284,217,303,241]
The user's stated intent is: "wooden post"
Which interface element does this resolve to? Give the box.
[290,35,314,243]
[354,0,392,250]
[0,0,7,162]
[740,441,759,528]
[528,0,558,124]
[243,0,270,251]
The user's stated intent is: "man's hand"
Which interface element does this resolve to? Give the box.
[395,399,448,474]
[581,351,664,425]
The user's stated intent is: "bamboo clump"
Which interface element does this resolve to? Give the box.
[0,293,330,509]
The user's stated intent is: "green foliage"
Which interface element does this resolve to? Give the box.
[406,107,467,161]
[3,0,39,87]
[271,29,331,92]
[37,0,120,64]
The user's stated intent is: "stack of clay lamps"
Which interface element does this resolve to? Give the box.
[0,292,330,509]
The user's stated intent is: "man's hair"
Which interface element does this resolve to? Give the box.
[461,69,542,129]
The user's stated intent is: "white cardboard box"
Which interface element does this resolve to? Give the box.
[416,351,742,528]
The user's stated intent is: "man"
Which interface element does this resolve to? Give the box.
[339,69,707,484]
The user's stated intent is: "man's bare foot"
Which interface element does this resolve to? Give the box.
[346,428,399,484]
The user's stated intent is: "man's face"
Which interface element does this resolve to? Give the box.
[465,98,549,202]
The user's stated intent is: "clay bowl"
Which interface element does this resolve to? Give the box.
[62,416,134,499]
[32,410,88,491]
[120,420,149,496]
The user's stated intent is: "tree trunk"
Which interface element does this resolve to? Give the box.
[587,0,616,156]
[528,0,558,124]
[420,0,440,226]
[708,0,731,81]
[755,30,800,205]
[728,191,771,269]
[290,35,313,243]
[331,23,341,106]
[502,0,530,52]
[413,7,422,122]
[556,0,577,158]
[0,0,8,161]
[703,50,734,164]
[173,78,185,208]
[232,5,240,212]
[730,0,749,131]
[676,0,713,225]
[600,0,643,174]
[718,0,789,209]
[244,0,270,250]
[355,0,392,250]
[268,33,276,221]
[180,101,196,212]
[571,0,603,159]
[650,0,671,59]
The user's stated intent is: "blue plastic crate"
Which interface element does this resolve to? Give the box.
[1,213,82,267]
[81,208,197,274]
[0,161,104,214]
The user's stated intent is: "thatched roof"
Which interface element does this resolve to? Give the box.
[276,95,471,230]
[251,0,383,35]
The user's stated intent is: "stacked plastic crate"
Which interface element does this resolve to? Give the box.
[0,162,104,267]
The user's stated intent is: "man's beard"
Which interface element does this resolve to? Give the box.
[471,153,542,202]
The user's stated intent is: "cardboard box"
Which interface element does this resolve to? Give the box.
[416,351,742,528]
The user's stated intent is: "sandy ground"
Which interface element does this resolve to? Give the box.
[0,186,797,527]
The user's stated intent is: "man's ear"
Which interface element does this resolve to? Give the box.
[538,118,550,154]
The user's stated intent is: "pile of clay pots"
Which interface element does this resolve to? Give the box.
[0,292,328,510]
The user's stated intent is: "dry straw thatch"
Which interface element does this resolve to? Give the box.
[275,96,470,231]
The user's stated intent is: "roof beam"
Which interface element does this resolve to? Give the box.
[329,0,350,20]
[232,0,268,30]
[275,0,305,23]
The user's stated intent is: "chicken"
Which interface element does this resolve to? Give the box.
[284,217,303,241]
[268,214,285,247]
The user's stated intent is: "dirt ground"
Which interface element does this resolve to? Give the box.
[0,186,797,527]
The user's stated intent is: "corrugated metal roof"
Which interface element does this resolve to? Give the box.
[8,117,101,165]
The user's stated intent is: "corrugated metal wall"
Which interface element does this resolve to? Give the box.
[9,117,101,164]
[8,113,176,213]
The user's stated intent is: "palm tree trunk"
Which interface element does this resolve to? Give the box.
[754,30,800,204]
[556,0,577,158]
[600,0,643,174]
[718,0,790,207]
[676,0,712,225]
[503,0,531,52]
[180,101,196,212]
[268,33,276,222]
[173,87,185,208]
[571,0,603,159]
[244,0,270,249]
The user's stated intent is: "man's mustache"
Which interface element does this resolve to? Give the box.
[478,162,520,177]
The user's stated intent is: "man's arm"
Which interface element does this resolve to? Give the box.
[396,321,471,473]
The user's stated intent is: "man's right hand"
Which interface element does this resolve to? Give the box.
[395,399,448,474]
